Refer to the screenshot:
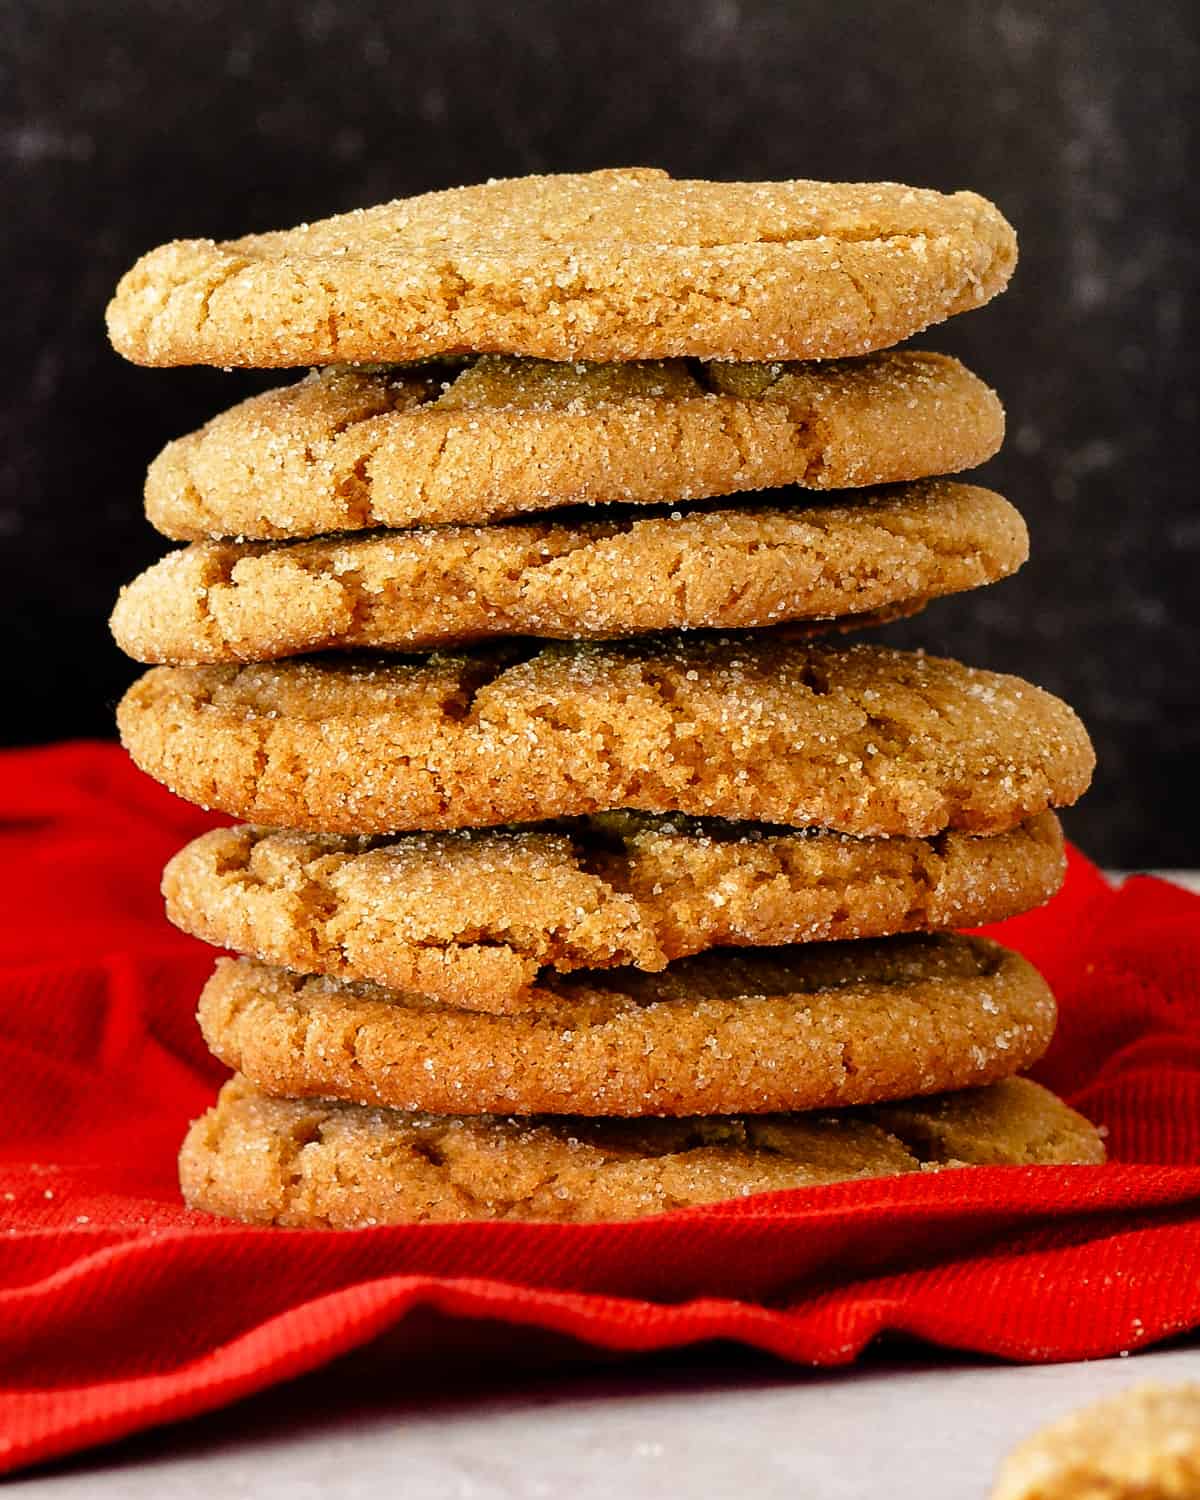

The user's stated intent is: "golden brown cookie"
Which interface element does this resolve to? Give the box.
[107,168,1017,367]
[197,936,1057,1117]
[142,352,1003,540]
[112,482,1026,663]
[180,1075,1103,1226]
[165,813,1064,1013]
[118,639,1095,837]
[992,1383,1200,1500]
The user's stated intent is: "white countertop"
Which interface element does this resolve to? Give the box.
[19,1343,1200,1497]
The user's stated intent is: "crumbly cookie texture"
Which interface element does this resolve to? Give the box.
[142,351,1003,539]
[107,168,1017,367]
[196,935,1056,1116]
[180,1074,1103,1226]
[113,482,1026,663]
[117,639,1095,837]
[164,813,1064,1013]
[992,1383,1200,1500]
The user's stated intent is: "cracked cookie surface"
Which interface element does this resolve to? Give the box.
[118,639,1095,837]
[108,168,1017,367]
[113,481,1026,662]
[196,935,1057,1116]
[165,813,1064,1012]
[180,1074,1102,1225]
[142,351,1003,539]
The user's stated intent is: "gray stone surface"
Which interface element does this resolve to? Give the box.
[17,1345,1200,1497]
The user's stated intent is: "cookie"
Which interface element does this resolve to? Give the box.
[165,813,1064,1013]
[107,168,1017,367]
[180,1075,1102,1226]
[118,639,1094,837]
[113,482,1026,662]
[142,352,1003,540]
[992,1383,1200,1500]
[196,936,1056,1116]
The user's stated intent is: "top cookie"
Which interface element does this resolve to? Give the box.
[106,168,1017,367]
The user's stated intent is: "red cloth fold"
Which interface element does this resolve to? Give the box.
[0,742,1197,1473]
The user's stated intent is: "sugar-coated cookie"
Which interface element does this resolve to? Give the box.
[142,352,1003,539]
[113,482,1026,661]
[197,936,1057,1116]
[164,813,1064,1012]
[992,1383,1200,1500]
[108,168,1017,367]
[180,1075,1102,1226]
[118,639,1095,836]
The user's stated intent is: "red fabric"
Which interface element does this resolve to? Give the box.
[0,742,1198,1473]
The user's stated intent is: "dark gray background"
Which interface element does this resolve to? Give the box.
[2,0,1196,865]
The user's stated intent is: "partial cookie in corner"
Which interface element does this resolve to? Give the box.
[117,639,1095,837]
[180,1075,1103,1226]
[113,482,1027,662]
[196,935,1057,1116]
[992,1383,1200,1500]
[164,813,1065,1013]
[142,352,1003,540]
[107,168,1017,367]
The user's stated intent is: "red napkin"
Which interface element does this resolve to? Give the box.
[0,742,1198,1474]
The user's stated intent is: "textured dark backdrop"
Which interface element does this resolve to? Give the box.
[2,0,1196,865]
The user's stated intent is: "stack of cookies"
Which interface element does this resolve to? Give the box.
[107,169,1105,1225]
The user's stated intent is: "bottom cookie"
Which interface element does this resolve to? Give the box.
[180,1075,1105,1226]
